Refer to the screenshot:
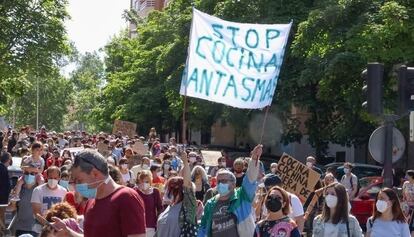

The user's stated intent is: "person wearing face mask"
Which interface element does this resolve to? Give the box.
[161,157,172,179]
[0,152,11,230]
[232,158,245,188]
[31,166,67,234]
[198,144,262,237]
[306,156,323,175]
[365,188,410,237]
[119,158,134,187]
[169,146,183,171]
[52,149,146,237]
[209,157,228,177]
[270,163,277,175]
[340,162,358,200]
[191,166,211,201]
[62,171,88,215]
[254,186,301,237]
[14,166,40,236]
[151,164,166,192]
[403,170,414,235]
[135,170,163,237]
[131,156,151,181]
[156,151,197,237]
[312,183,362,237]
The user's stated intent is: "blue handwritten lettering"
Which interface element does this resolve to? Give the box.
[196,36,212,59]
[266,29,280,48]
[245,29,259,48]
[242,77,254,101]
[223,75,237,98]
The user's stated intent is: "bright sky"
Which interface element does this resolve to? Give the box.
[65,0,130,53]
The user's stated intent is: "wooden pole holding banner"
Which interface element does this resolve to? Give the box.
[182,95,188,145]
[255,105,271,165]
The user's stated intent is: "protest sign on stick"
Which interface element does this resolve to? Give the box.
[112,120,137,138]
[276,153,321,203]
[180,8,292,109]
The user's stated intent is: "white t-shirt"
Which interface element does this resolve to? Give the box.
[30,183,67,215]
[341,174,358,197]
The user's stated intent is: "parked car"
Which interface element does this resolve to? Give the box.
[324,162,383,180]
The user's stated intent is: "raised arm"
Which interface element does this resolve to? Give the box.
[181,151,192,188]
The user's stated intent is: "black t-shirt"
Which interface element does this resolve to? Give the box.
[235,174,245,188]
[211,199,239,237]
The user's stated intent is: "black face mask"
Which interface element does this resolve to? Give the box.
[265,196,282,212]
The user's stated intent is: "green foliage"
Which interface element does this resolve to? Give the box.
[5,69,73,131]
[67,52,107,132]
[0,0,70,109]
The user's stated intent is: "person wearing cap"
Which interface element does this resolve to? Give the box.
[198,145,262,237]
[306,156,322,175]
[255,174,305,233]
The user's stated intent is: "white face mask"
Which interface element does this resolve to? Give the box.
[164,164,170,169]
[48,179,59,189]
[344,168,350,174]
[306,162,313,168]
[271,168,277,174]
[325,194,338,208]
[142,164,149,170]
[121,164,128,170]
[142,183,150,190]
[189,157,196,163]
[221,162,227,167]
[376,200,389,213]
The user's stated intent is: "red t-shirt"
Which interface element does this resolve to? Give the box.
[64,192,86,215]
[84,186,146,237]
[135,188,163,229]
[46,157,63,168]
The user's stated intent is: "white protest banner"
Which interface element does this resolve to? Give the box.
[180,8,292,109]
[276,153,321,203]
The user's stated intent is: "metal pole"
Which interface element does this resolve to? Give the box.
[36,77,39,131]
[383,116,394,188]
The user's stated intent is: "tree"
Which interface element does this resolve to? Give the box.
[290,0,414,155]
[5,69,73,131]
[66,52,106,132]
[0,0,70,111]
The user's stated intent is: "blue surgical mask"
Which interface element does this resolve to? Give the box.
[75,176,111,199]
[24,174,35,185]
[59,180,69,189]
[217,183,230,196]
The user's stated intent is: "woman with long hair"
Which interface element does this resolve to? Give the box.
[156,152,197,237]
[313,183,362,237]
[366,188,410,237]
[191,165,210,202]
[254,186,300,237]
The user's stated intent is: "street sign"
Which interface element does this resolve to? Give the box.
[368,126,406,164]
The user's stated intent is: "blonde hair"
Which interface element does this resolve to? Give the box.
[138,170,153,184]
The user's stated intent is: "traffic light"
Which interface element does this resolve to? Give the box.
[361,63,384,115]
[398,65,414,114]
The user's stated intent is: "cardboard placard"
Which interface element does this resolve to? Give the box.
[200,150,222,166]
[276,153,321,203]
[112,120,137,137]
[132,141,148,156]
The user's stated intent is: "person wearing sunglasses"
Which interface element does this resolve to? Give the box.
[51,149,146,237]
[313,183,362,237]
[254,186,301,237]
[198,144,262,237]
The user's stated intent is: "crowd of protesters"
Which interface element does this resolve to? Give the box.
[0,126,412,237]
